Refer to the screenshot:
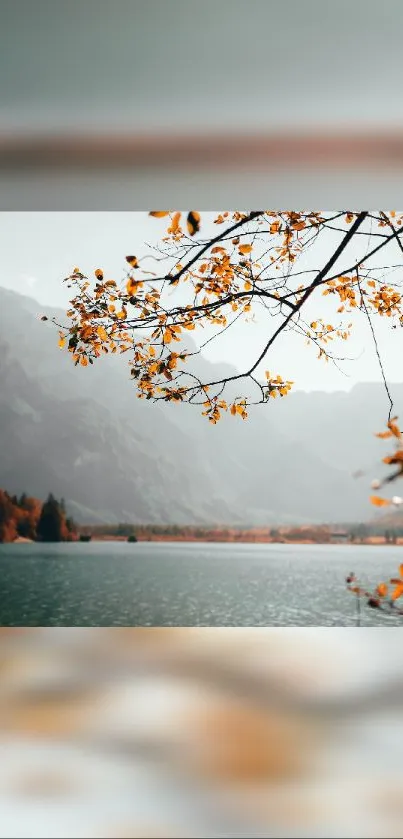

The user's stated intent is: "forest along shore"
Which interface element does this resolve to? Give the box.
[85,525,403,545]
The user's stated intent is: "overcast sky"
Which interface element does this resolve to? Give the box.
[1,211,403,394]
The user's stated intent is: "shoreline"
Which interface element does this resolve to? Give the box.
[90,534,402,546]
[6,533,402,546]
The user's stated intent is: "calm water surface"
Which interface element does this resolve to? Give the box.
[0,541,401,626]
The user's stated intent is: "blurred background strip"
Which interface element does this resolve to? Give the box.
[1,131,403,170]
[2,0,403,206]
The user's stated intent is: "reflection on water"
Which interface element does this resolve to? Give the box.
[0,542,401,626]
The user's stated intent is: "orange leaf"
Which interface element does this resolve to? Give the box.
[80,325,93,340]
[187,211,200,236]
[391,583,403,601]
[375,430,393,439]
[383,451,403,466]
[94,268,104,280]
[149,211,170,217]
[238,244,252,255]
[126,278,143,296]
[377,582,388,598]
[169,212,182,234]
[58,337,66,349]
[399,563,403,579]
[126,256,139,269]
[370,495,391,507]
[388,419,401,439]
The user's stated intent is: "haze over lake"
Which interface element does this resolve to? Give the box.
[0,541,401,627]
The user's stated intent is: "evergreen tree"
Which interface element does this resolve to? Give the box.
[36,494,64,542]
[17,515,35,539]
[65,516,75,533]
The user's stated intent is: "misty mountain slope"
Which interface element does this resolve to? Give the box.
[0,286,384,524]
[0,288,233,523]
[159,344,368,522]
[0,345,230,525]
[268,385,403,473]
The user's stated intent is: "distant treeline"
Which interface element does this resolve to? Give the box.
[86,523,336,542]
[2,500,401,544]
[86,521,403,543]
[0,490,77,543]
[339,522,403,540]
[86,523,238,539]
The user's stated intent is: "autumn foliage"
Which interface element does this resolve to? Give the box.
[0,491,76,544]
[347,416,403,618]
[48,210,403,422]
[369,416,403,505]
[346,564,403,616]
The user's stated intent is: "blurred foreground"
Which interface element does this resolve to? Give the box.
[0,628,403,837]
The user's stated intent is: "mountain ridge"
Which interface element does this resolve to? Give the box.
[0,286,394,525]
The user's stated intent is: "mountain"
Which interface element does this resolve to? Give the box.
[0,286,394,525]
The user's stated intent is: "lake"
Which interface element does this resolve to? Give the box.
[0,541,402,626]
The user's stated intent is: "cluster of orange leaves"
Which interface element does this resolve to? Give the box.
[347,563,403,611]
[199,371,294,425]
[347,416,403,614]
[322,275,403,322]
[370,417,403,508]
[48,210,318,416]
[45,210,403,419]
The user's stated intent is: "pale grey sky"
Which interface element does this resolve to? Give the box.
[1,211,403,393]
